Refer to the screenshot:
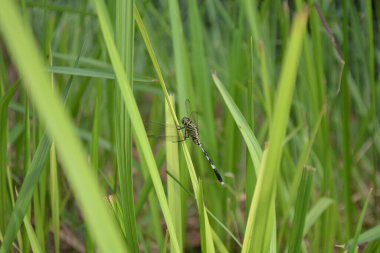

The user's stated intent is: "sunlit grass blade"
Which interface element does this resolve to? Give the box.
[0,1,127,252]
[197,181,207,252]
[211,229,229,253]
[241,9,309,253]
[0,46,82,253]
[166,95,183,252]
[23,215,42,253]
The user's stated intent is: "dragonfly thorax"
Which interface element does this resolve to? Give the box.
[181,116,192,126]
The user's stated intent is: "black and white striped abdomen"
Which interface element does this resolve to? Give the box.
[198,143,224,184]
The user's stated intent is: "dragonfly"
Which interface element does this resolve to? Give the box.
[176,100,224,184]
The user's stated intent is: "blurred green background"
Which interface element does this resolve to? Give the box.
[0,1,379,252]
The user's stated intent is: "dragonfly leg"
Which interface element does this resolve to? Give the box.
[172,129,189,143]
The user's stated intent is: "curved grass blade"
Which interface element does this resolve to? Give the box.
[212,75,262,175]
[303,197,334,236]
[0,2,127,251]
[0,42,85,253]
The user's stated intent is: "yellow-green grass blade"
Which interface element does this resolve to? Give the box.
[91,0,181,251]
[241,9,309,253]
[166,95,183,252]
[23,215,42,253]
[211,229,229,253]
[197,180,216,253]
[0,1,127,252]
[0,50,80,253]
[197,181,207,252]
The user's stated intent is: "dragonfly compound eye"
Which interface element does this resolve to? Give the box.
[182,117,190,125]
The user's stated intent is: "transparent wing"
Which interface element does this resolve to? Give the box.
[145,121,185,142]
[185,99,199,128]
[185,99,192,117]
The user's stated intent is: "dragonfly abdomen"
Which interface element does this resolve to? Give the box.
[198,143,224,184]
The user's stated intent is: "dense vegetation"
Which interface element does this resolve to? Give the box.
[0,0,379,252]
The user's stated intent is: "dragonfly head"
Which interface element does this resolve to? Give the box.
[181,117,191,126]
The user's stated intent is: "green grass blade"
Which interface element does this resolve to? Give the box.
[49,144,60,253]
[114,0,139,251]
[287,166,315,253]
[303,197,335,236]
[350,225,380,246]
[0,83,18,232]
[347,189,373,253]
[0,1,127,252]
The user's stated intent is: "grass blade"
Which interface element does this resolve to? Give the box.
[0,1,127,252]
[166,95,183,252]
[0,83,18,232]
[114,0,139,251]
[347,189,373,253]
[287,166,315,253]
